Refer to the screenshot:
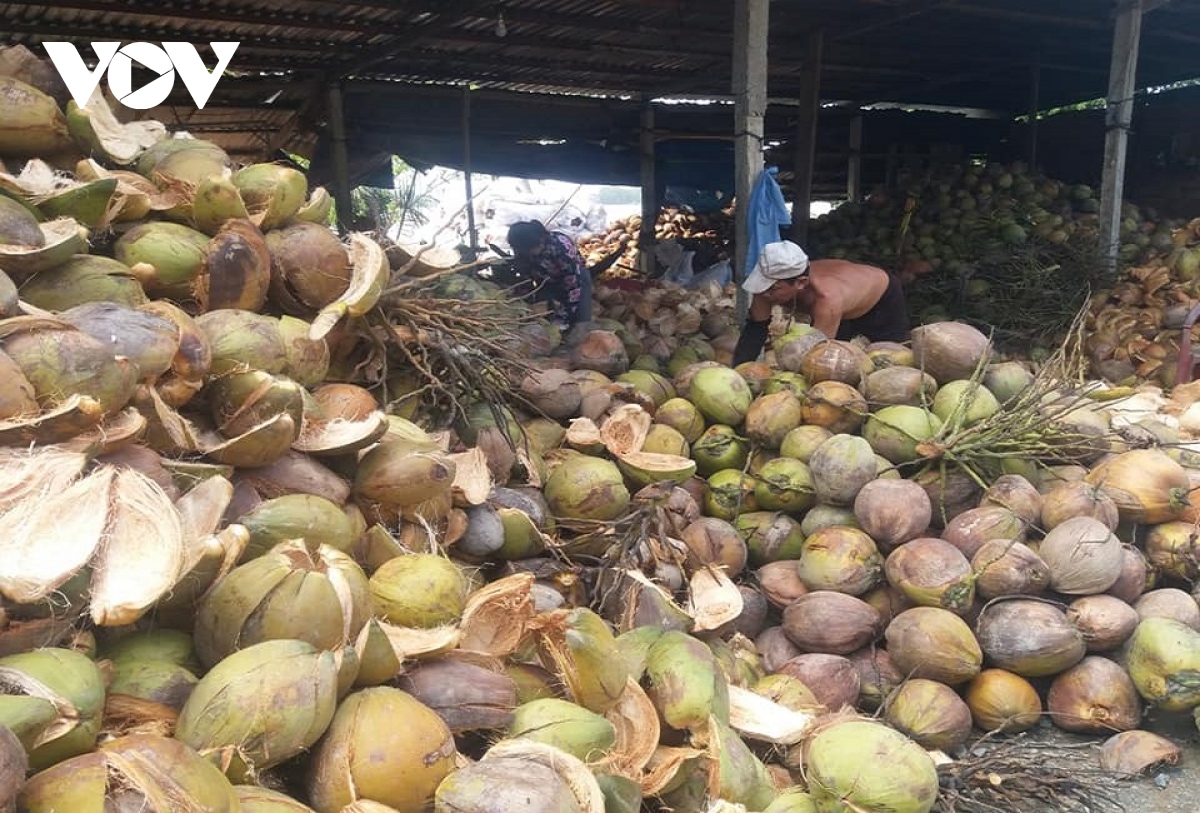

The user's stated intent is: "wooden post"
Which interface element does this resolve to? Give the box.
[733,0,770,322]
[1028,56,1042,168]
[462,87,479,258]
[639,97,657,277]
[790,29,824,244]
[1099,0,1143,277]
[326,81,353,234]
[847,113,863,202]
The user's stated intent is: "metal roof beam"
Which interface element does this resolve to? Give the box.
[3,1,391,37]
[951,3,1200,44]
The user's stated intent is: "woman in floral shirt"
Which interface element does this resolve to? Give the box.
[507,220,592,335]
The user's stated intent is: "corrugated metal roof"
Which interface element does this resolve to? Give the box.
[1,0,1198,161]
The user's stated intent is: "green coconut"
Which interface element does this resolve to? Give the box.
[235,784,319,812]
[309,687,457,813]
[1,322,140,414]
[195,310,289,375]
[692,424,750,476]
[779,425,833,462]
[1125,617,1200,712]
[354,442,456,509]
[0,694,59,752]
[19,254,147,310]
[932,379,1000,426]
[108,659,198,709]
[369,553,467,628]
[233,164,309,231]
[278,314,332,387]
[645,630,729,731]
[0,76,73,157]
[652,398,705,443]
[736,510,806,565]
[982,361,1035,404]
[0,647,106,771]
[100,628,201,673]
[175,639,339,781]
[753,456,817,514]
[706,469,759,521]
[192,174,250,234]
[690,365,753,425]
[235,493,357,560]
[640,423,689,456]
[114,220,210,295]
[544,455,630,521]
[804,720,939,813]
[616,369,676,407]
[862,405,943,464]
[763,371,809,398]
[136,137,229,178]
[62,302,179,379]
[508,698,616,761]
[18,734,239,813]
[194,540,371,668]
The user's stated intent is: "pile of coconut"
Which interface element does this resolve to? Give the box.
[1,51,1200,813]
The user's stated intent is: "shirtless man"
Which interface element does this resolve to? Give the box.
[732,240,910,366]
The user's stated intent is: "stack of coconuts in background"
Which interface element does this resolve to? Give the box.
[2,53,1200,813]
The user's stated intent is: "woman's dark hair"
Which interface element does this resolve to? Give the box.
[507,220,549,253]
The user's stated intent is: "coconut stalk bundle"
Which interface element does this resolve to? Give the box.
[933,735,1124,813]
[370,277,550,428]
[910,312,1117,494]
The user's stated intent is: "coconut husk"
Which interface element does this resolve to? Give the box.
[0,446,87,516]
[448,447,494,506]
[0,393,107,447]
[174,475,235,544]
[0,466,115,603]
[726,685,815,747]
[293,411,388,457]
[89,469,185,626]
[459,572,536,658]
[101,694,178,740]
[597,677,660,781]
[375,620,460,663]
[686,567,744,632]
[600,404,652,457]
[641,745,708,797]
[134,383,201,454]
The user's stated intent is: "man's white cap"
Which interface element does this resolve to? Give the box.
[742,240,810,294]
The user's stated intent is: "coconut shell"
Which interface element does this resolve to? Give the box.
[1098,730,1182,777]
[782,591,881,655]
[1134,588,1200,630]
[978,474,1042,525]
[885,537,974,613]
[1047,656,1142,734]
[795,526,882,596]
[885,607,982,685]
[396,658,518,733]
[883,678,973,752]
[195,219,271,312]
[971,538,1050,600]
[801,380,868,434]
[1039,516,1123,595]
[911,321,991,384]
[964,669,1041,733]
[1066,594,1139,653]
[974,598,1086,678]
[432,739,604,813]
[776,654,859,711]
